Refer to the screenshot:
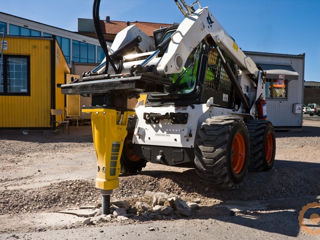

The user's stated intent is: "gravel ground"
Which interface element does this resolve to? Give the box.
[0,120,319,237]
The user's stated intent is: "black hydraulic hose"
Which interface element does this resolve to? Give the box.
[93,0,118,73]
[214,44,250,112]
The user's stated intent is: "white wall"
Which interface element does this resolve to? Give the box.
[246,52,304,127]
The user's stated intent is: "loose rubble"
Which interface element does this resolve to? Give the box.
[59,191,205,226]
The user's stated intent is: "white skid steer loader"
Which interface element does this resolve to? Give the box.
[61,0,276,214]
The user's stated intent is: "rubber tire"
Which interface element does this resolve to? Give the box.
[120,136,146,175]
[246,120,276,171]
[194,118,250,189]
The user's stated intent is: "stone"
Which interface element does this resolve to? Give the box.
[193,198,201,204]
[59,208,97,217]
[117,216,129,221]
[94,208,102,216]
[113,208,127,217]
[135,201,151,212]
[160,206,173,216]
[148,227,155,231]
[82,218,91,225]
[91,214,113,224]
[79,205,96,209]
[152,192,169,206]
[152,205,162,212]
[187,202,199,210]
[111,200,130,210]
[144,191,154,198]
[168,197,191,217]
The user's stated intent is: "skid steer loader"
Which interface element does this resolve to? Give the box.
[61,0,276,213]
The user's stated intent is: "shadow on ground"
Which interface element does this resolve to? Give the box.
[0,126,93,143]
[276,125,320,138]
[131,159,320,237]
[139,160,320,201]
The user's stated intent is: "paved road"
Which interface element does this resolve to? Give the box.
[1,211,319,240]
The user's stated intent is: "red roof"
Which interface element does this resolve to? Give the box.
[101,20,172,38]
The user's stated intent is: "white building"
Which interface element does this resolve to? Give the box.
[246,51,305,128]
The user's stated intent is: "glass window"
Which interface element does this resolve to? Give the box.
[80,42,88,63]
[61,37,70,63]
[0,22,7,35]
[31,30,41,37]
[9,24,20,36]
[20,27,31,36]
[97,46,105,63]
[0,56,29,95]
[56,36,62,46]
[168,45,201,94]
[72,40,80,62]
[266,78,288,99]
[7,57,28,93]
[88,44,96,63]
[43,32,52,37]
[202,47,234,108]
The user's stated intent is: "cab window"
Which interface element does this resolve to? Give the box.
[202,48,235,108]
[168,44,201,94]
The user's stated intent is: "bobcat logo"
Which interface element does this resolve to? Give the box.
[207,14,214,28]
[299,202,320,236]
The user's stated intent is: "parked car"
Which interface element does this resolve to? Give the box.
[307,103,320,116]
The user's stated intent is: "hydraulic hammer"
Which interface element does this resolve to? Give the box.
[83,108,135,214]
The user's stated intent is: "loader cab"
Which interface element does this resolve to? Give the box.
[147,38,239,110]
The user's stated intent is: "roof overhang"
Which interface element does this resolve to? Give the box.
[258,64,299,80]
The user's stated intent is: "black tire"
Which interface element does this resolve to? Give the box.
[246,120,276,171]
[194,117,250,189]
[120,135,146,175]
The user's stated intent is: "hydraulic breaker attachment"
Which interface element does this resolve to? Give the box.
[83,108,135,214]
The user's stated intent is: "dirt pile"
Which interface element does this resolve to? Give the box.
[2,160,320,215]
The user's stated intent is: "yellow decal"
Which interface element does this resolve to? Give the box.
[233,42,239,52]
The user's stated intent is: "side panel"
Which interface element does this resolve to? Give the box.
[66,74,81,117]
[55,41,70,123]
[133,104,235,148]
[0,37,51,127]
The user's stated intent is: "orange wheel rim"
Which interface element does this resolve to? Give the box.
[232,132,246,174]
[265,132,274,164]
[127,148,141,162]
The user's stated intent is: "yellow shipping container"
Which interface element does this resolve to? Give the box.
[0,36,70,128]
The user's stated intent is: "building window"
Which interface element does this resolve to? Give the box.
[43,32,52,37]
[97,46,105,63]
[9,24,41,37]
[72,40,98,63]
[0,55,30,95]
[265,78,288,99]
[72,40,80,62]
[0,22,7,35]
[80,42,88,63]
[9,24,20,35]
[20,27,30,36]
[55,36,71,63]
[31,30,41,37]
[88,44,96,63]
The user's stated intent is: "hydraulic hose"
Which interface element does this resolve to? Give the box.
[93,0,119,73]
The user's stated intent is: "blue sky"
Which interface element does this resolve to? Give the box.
[1,0,320,81]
